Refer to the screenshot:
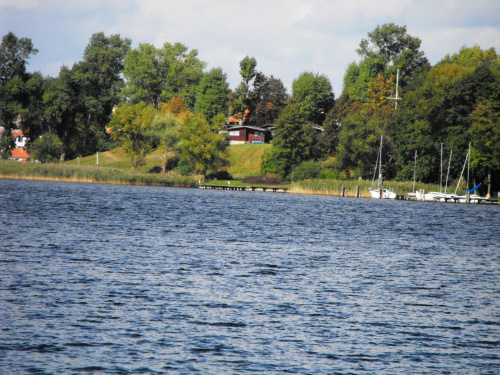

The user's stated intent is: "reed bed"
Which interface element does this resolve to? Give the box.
[290,179,443,197]
[0,161,197,188]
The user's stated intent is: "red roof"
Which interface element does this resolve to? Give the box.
[12,130,25,137]
[11,147,29,160]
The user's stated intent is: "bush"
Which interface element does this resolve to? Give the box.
[241,174,282,185]
[292,160,322,181]
[318,168,340,179]
[175,158,194,175]
[206,170,233,181]
[30,133,64,163]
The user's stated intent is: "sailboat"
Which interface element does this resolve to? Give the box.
[415,143,451,202]
[369,136,397,199]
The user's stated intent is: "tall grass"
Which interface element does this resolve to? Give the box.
[0,161,197,188]
[291,178,444,197]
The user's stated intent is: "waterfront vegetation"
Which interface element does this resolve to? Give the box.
[0,161,197,188]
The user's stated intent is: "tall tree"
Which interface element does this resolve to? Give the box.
[178,113,229,180]
[194,67,229,122]
[344,23,429,102]
[291,71,334,125]
[109,102,158,170]
[231,56,258,120]
[247,72,289,125]
[149,112,181,173]
[122,42,205,110]
[71,32,131,158]
[260,103,321,180]
[335,104,395,179]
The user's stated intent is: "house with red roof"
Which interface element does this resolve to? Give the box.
[0,128,31,162]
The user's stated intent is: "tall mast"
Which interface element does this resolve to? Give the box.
[387,69,402,109]
[379,135,383,180]
[413,149,417,193]
[467,142,471,190]
[445,150,452,195]
[440,143,443,194]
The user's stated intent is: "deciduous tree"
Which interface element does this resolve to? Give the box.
[194,67,229,122]
[109,102,157,170]
[122,42,205,109]
[178,113,229,180]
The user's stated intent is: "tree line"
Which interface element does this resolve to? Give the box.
[0,24,499,192]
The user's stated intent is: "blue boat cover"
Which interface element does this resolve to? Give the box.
[467,183,481,192]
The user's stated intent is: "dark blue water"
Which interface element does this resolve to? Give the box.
[1,179,499,374]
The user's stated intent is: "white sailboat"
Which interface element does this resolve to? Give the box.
[369,136,397,199]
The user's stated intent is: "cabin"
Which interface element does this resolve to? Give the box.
[226,125,273,144]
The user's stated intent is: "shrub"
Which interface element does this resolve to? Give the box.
[292,160,322,181]
[206,170,233,181]
[30,133,64,163]
[242,174,282,185]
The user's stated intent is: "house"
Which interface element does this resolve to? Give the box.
[223,111,275,144]
[0,128,31,162]
[226,125,272,144]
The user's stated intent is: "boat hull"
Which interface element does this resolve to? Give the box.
[369,189,397,199]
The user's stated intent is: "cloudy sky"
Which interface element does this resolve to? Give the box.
[1,0,499,96]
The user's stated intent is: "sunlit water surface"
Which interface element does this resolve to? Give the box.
[1,179,499,374]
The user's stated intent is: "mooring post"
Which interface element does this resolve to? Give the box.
[355,186,359,198]
[341,185,347,197]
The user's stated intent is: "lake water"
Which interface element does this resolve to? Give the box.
[1,179,499,374]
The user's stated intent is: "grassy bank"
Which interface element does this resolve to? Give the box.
[0,161,197,188]
[225,144,270,178]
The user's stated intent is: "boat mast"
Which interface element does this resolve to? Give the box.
[444,150,452,196]
[379,135,383,182]
[440,143,443,194]
[455,151,469,195]
[387,69,402,109]
[467,143,471,190]
[412,149,417,193]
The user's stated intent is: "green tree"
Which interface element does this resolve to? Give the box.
[469,100,500,196]
[343,23,429,102]
[122,42,205,109]
[109,102,158,170]
[291,71,334,125]
[323,92,362,155]
[260,103,320,180]
[335,105,395,179]
[231,56,258,120]
[247,72,289,125]
[357,23,429,87]
[70,32,131,158]
[149,112,181,173]
[178,113,230,180]
[194,67,229,122]
[30,132,64,163]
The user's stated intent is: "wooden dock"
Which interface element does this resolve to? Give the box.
[199,184,288,193]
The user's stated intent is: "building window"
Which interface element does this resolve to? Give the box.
[229,130,240,136]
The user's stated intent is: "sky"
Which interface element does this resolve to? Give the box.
[1,0,499,96]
